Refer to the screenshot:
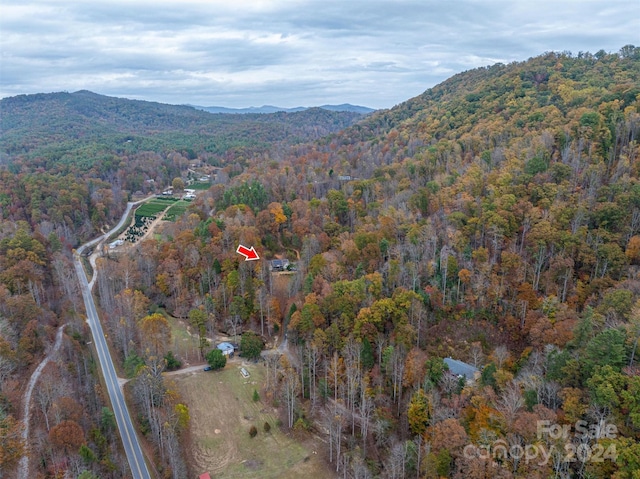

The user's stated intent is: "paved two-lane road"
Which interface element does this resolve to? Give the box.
[74,199,152,479]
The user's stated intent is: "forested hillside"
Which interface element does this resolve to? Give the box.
[0,91,366,245]
[1,90,365,163]
[1,46,639,478]
[0,92,367,477]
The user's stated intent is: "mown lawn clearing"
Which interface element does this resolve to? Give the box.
[135,199,172,217]
[174,363,332,479]
[164,200,190,221]
[165,314,202,363]
[190,181,211,190]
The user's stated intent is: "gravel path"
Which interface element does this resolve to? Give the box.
[17,324,67,479]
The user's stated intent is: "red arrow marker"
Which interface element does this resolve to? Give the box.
[236,244,260,261]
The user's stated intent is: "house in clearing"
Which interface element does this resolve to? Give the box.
[444,357,479,383]
[270,258,290,272]
[199,473,211,479]
[217,342,235,357]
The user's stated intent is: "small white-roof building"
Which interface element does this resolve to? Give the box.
[217,342,235,357]
[109,239,124,249]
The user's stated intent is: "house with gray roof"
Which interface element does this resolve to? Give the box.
[269,259,290,272]
[444,357,479,383]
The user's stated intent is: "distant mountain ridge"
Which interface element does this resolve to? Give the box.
[0,90,367,164]
[195,104,375,115]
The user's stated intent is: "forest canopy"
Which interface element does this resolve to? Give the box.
[1,46,639,479]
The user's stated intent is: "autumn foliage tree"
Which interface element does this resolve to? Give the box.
[49,419,85,453]
[139,313,171,358]
[0,410,25,472]
[407,389,430,435]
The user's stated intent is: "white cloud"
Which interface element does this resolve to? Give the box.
[0,0,637,108]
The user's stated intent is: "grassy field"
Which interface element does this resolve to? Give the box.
[173,362,332,479]
[165,314,202,363]
[164,200,190,221]
[131,196,190,222]
[135,199,172,217]
[190,181,211,190]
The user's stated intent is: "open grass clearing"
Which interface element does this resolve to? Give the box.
[165,313,204,365]
[190,181,211,190]
[174,362,332,479]
[135,199,171,217]
[156,309,210,366]
[164,200,190,221]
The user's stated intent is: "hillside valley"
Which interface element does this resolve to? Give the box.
[1,46,640,479]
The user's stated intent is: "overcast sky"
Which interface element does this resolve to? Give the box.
[1,0,638,109]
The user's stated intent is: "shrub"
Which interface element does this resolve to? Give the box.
[294,417,311,431]
[263,422,271,433]
[252,389,260,402]
[164,351,182,371]
[249,425,258,438]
